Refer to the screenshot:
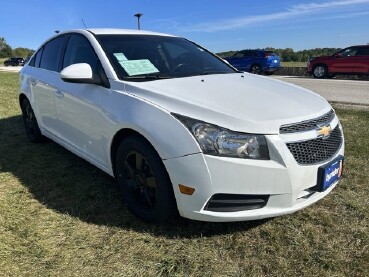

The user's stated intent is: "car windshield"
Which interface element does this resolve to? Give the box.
[95,34,236,81]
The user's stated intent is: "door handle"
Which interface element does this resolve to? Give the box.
[54,89,64,98]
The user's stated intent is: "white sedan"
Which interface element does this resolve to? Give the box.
[19,29,344,223]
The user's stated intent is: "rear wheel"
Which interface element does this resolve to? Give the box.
[312,64,327,78]
[21,98,44,142]
[250,64,261,74]
[115,135,176,223]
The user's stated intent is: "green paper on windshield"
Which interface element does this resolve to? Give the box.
[119,59,159,76]
[113,53,128,61]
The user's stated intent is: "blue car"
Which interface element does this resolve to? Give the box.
[225,50,281,75]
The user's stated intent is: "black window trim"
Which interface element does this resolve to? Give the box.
[61,32,110,88]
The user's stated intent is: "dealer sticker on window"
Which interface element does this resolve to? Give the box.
[118,59,159,76]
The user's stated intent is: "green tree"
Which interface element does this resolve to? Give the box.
[13,47,34,58]
[0,37,12,58]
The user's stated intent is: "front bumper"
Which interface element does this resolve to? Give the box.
[163,125,344,222]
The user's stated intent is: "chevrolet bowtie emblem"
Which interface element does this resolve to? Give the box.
[317,125,332,138]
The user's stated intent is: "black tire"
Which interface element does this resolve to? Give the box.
[21,98,44,142]
[115,135,176,223]
[250,64,261,74]
[312,64,327,78]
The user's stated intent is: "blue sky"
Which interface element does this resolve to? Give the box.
[1,0,369,52]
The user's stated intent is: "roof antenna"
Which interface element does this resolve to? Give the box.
[82,19,87,29]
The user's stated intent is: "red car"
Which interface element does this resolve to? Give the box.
[307,45,369,78]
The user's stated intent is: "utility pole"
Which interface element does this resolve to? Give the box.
[134,13,143,30]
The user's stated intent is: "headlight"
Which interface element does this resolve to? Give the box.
[172,114,269,160]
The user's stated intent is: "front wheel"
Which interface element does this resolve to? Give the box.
[312,65,327,78]
[250,64,261,74]
[115,135,176,223]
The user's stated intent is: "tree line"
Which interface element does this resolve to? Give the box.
[0,37,34,58]
[1,34,343,62]
[217,47,342,62]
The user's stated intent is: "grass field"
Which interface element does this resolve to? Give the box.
[281,61,307,67]
[0,71,368,276]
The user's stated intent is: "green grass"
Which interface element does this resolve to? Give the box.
[1,71,368,276]
[281,61,307,67]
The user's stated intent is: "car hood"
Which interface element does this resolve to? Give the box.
[119,73,331,134]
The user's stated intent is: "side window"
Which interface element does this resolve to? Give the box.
[243,51,252,57]
[356,47,369,56]
[233,52,244,58]
[29,48,43,67]
[340,47,357,57]
[62,34,98,72]
[40,35,68,72]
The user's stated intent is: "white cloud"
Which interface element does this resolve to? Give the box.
[289,0,369,11]
[178,0,369,32]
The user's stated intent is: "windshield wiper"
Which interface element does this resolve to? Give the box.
[123,73,172,80]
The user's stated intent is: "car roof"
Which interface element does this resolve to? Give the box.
[55,28,174,38]
[87,28,175,37]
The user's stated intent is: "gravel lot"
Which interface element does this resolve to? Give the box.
[273,76,369,106]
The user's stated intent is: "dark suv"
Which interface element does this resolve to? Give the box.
[225,50,281,75]
[4,57,25,66]
[307,45,369,78]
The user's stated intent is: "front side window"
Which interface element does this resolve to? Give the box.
[95,34,236,81]
[63,34,99,72]
[40,35,68,72]
[339,47,357,57]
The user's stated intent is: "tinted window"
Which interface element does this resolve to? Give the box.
[233,52,244,58]
[40,35,68,72]
[356,47,369,56]
[63,34,98,72]
[30,48,43,67]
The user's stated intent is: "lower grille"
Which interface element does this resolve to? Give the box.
[286,125,343,165]
[204,194,269,212]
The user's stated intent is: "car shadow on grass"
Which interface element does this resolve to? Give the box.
[0,115,269,238]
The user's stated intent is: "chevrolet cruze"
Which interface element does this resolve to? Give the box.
[19,29,344,223]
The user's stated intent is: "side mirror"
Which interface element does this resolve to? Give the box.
[61,63,101,85]
[333,53,342,57]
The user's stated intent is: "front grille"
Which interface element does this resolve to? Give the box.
[204,194,269,212]
[286,125,343,165]
[280,109,335,134]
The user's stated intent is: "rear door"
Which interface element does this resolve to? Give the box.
[29,35,68,136]
[354,47,369,73]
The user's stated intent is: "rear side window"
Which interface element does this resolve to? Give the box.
[29,48,44,67]
[40,35,68,72]
[356,47,369,56]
